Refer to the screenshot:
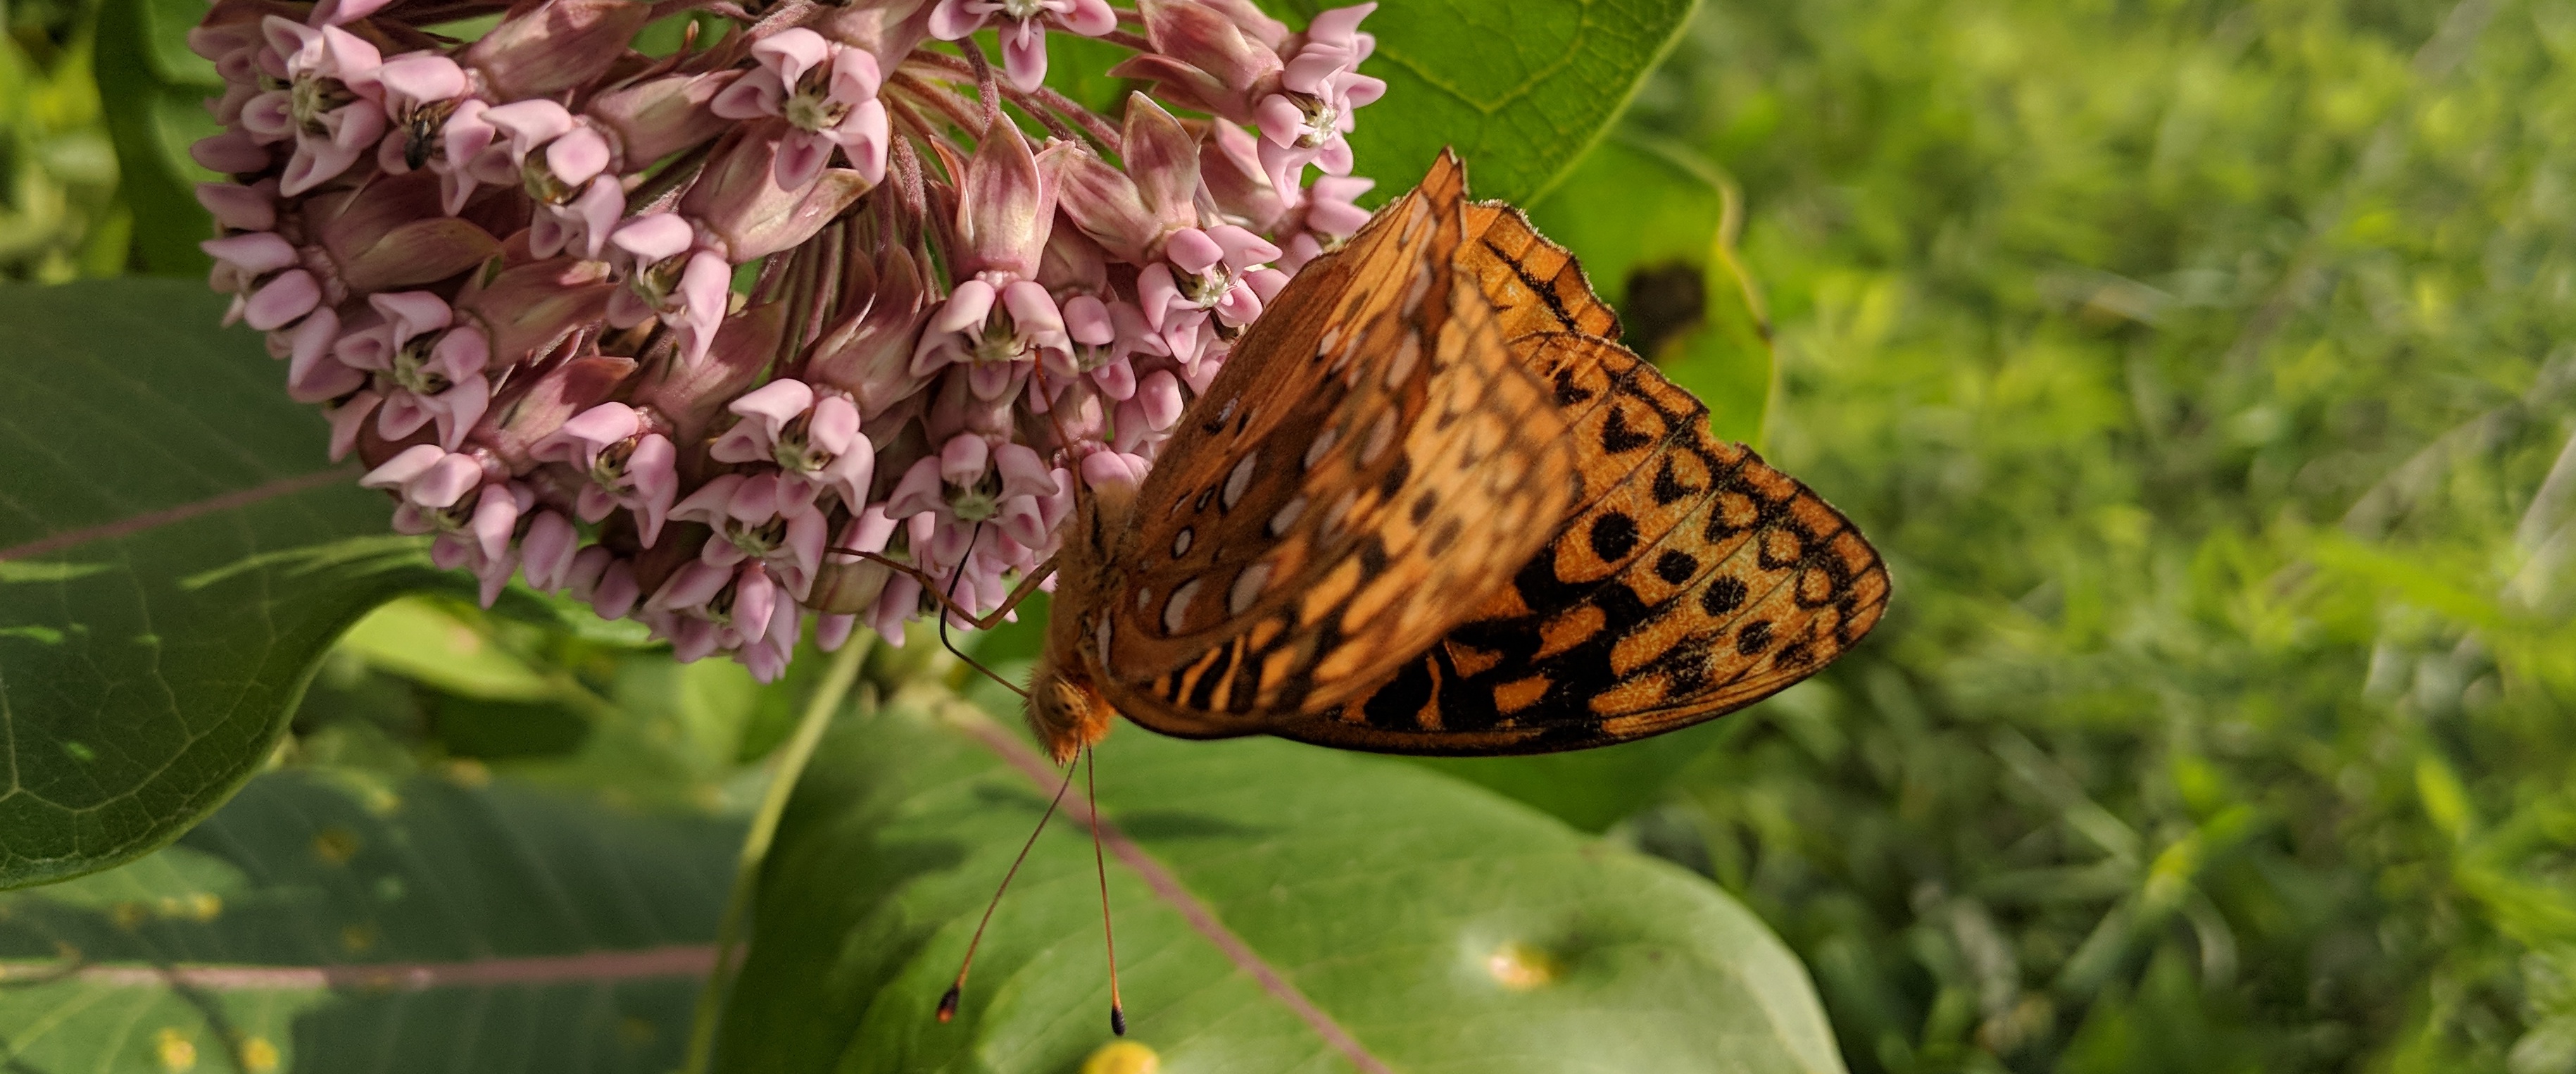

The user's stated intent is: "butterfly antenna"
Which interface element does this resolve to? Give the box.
[1086,745,1126,1035]
[936,521,1026,698]
[938,757,1079,1024]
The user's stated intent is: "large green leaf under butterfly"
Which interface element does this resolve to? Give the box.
[716,691,1845,1073]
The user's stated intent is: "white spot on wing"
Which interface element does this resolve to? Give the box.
[1163,579,1202,635]
[1360,408,1397,466]
[1269,495,1307,537]
[1229,562,1273,613]
[1172,528,1193,557]
[1222,454,1258,511]
[1304,427,1340,470]
[1094,615,1113,661]
[1384,330,1422,388]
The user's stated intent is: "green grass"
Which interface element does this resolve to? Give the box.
[23,0,2576,1067]
[1624,1,2576,1070]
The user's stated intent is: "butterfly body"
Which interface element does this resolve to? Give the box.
[1022,151,1886,763]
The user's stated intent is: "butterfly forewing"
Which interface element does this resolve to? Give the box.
[1267,221,1890,756]
[1459,204,1622,342]
[1087,154,1580,734]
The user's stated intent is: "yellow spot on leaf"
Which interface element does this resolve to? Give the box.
[239,1037,280,1073]
[1486,942,1559,990]
[111,902,149,930]
[444,758,491,787]
[156,893,221,922]
[339,923,377,954]
[313,827,360,865]
[1081,1041,1160,1074]
[153,1028,196,1073]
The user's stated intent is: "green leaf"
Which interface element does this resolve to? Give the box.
[93,0,219,275]
[1266,0,1700,205]
[0,768,739,1071]
[1402,718,1741,834]
[1529,134,1774,445]
[717,692,1845,1073]
[0,280,448,889]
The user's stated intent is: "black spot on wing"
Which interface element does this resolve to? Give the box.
[1600,405,1654,454]
[1188,639,1237,710]
[1735,620,1773,656]
[1700,575,1749,616]
[1362,656,1435,730]
[1588,513,1639,562]
[1654,550,1699,585]
[1378,452,1412,499]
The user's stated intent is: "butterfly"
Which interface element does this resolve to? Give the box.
[893,149,1887,765]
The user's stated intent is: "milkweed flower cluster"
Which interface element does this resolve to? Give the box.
[189,0,1382,679]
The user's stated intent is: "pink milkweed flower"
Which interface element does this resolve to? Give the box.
[644,560,788,665]
[360,444,527,606]
[531,402,680,545]
[910,275,1070,400]
[1112,0,1283,123]
[517,509,582,592]
[278,306,365,404]
[202,231,320,330]
[1278,173,1373,271]
[709,380,875,511]
[1136,223,1280,368]
[483,99,623,259]
[372,52,472,176]
[1254,3,1381,195]
[809,504,902,616]
[331,290,494,451]
[197,178,278,232]
[708,28,891,189]
[926,0,1117,93]
[1054,292,1164,401]
[806,244,936,416]
[247,17,388,196]
[912,125,1071,397]
[670,471,832,600]
[459,0,654,101]
[605,213,731,365]
[883,434,1062,551]
[565,544,642,618]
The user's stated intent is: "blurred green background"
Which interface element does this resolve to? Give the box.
[12,0,2576,1070]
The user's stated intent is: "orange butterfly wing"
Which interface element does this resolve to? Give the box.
[1081,152,1582,737]
[1269,209,1890,755]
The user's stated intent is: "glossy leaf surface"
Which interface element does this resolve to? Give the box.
[1262,0,1699,204]
[0,280,439,889]
[0,768,737,1072]
[716,690,1843,1073]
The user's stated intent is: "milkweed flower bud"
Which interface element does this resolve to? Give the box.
[191,0,1382,680]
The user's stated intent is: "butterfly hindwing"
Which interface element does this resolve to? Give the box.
[1088,152,1581,736]
[1268,220,1890,755]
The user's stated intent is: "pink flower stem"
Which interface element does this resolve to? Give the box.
[911,53,1123,151]
[624,140,718,214]
[1031,86,1123,150]
[1098,29,1155,53]
[886,72,986,139]
[643,0,717,20]
[956,39,1003,121]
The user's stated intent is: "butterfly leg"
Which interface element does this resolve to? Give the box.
[846,550,1060,630]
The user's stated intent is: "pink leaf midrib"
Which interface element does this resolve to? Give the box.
[0,466,360,563]
[0,943,717,990]
[950,716,1397,1074]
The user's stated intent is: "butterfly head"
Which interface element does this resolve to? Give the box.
[1026,654,1113,764]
